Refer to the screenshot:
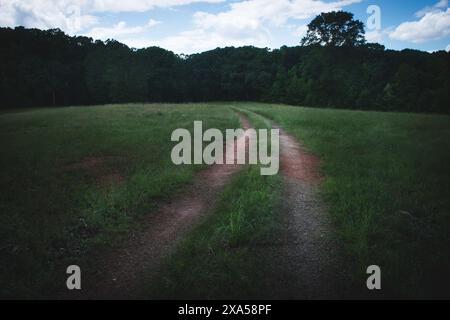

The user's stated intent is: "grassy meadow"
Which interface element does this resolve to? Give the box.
[1,102,449,299]
[238,103,450,298]
[0,104,238,298]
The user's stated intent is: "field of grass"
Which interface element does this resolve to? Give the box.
[238,102,450,298]
[2,102,449,299]
[0,103,239,298]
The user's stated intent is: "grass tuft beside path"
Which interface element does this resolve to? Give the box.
[147,165,281,299]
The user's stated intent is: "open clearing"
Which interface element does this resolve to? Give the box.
[0,104,238,298]
[241,103,450,298]
[72,114,251,299]
[1,103,449,299]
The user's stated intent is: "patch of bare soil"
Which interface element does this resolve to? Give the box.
[61,156,125,187]
[279,134,323,184]
[65,116,250,299]
[257,124,351,299]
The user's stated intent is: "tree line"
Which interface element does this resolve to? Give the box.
[1,26,449,113]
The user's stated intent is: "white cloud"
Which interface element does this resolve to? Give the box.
[90,0,224,13]
[153,27,272,53]
[446,44,450,51]
[366,29,383,42]
[0,0,361,53]
[84,19,160,41]
[390,2,450,42]
[416,0,448,17]
[193,0,361,28]
[294,24,308,38]
[0,0,98,33]
[154,0,360,54]
[0,0,222,34]
[146,19,160,28]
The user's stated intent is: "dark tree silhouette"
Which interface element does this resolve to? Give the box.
[301,11,366,47]
[0,26,449,114]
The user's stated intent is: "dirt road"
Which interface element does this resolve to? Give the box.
[261,122,350,299]
[65,111,349,299]
[67,115,251,299]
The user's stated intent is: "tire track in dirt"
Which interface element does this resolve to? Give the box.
[67,114,251,299]
[275,126,347,299]
[253,115,350,299]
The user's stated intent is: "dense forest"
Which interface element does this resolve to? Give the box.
[1,26,449,113]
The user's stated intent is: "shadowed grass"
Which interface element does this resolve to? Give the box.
[239,102,450,298]
[147,165,282,299]
[146,109,282,299]
[0,103,238,298]
[3,102,449,299]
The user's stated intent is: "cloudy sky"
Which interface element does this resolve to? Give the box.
[0,0,449,54]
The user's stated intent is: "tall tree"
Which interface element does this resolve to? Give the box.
[301,11,366,47]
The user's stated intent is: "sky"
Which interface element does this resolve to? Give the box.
[0,0,449,54]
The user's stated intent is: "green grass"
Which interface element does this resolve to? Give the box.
[2,102,449,299]
[238,102,450,298]
[147,167,281,299]
[146,108,282,299]
[0,103,239,298]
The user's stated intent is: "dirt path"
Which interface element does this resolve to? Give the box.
[259,122,350,299]
[64,111,349,299]
[67,115,251,299]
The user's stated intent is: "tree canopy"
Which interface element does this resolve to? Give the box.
[0,27,449,114]
[301,11,366,47]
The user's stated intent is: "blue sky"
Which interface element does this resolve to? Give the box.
[0,0,449,54]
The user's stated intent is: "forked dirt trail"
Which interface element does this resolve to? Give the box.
[69,115,251,299]
[66,111,347,299]
[264,123,349,299]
